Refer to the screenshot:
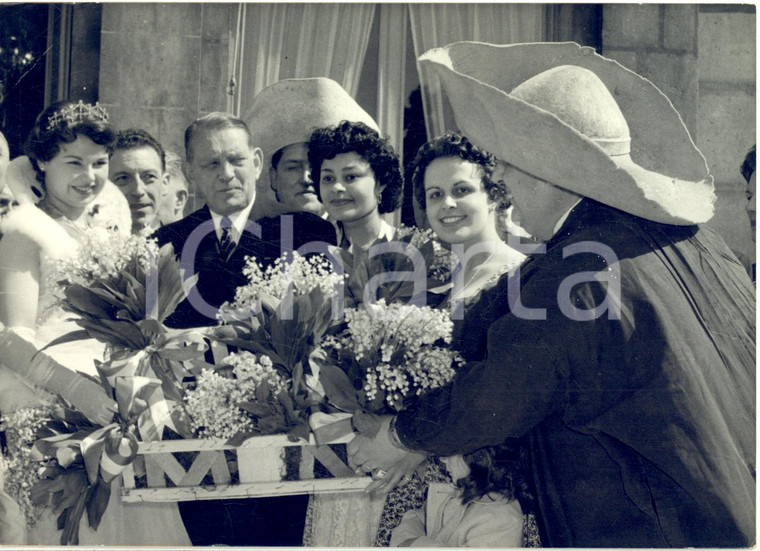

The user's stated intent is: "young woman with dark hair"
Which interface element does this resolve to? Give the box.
[0,101,190,546]
[308,120,403,252]
[390,441,532,547]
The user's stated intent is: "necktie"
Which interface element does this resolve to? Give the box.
[219,216,235,259]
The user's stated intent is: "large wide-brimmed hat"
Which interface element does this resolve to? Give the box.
[418,41,715,225]
[242,77,379,219]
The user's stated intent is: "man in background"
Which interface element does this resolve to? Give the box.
[109,129,168,234]
[157,150,189,225]
[245,77,380,222]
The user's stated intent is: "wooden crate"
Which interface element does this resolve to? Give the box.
[120,432,370,502]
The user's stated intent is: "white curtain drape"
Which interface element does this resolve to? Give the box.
[237,3,377,114]
[408,4,548,139]
[234,3,376,219]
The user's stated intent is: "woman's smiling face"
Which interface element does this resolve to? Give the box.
[319,152,383,223]
[423,156,495,248]
[38,135,109,218]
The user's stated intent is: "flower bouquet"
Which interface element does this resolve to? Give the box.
[202,252,346,443]
[149,252,369,497]
[316,300,461,423]
[11,238,207,544]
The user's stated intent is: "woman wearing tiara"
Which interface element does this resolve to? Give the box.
[0,100,190,545]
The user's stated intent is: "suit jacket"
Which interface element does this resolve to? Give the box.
[154,205,336,329]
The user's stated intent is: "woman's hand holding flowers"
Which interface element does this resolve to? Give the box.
[347,416,419,493]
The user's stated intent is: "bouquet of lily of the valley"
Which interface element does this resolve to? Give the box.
[198,252,346,443]
[183,351,296,440]
[31,374,167,545]
[39,229,159,323]
[338,225,455,310]
[0,406,54,530]
[316,299,463,420]
[27,240,207,544]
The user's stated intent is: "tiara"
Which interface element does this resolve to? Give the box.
[46,100,110,131]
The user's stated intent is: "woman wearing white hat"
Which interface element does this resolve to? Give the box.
[347,42,755,548]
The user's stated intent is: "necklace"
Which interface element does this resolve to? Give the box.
[452,251,496,301]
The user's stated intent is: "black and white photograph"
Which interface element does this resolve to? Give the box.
[0,2,755,548]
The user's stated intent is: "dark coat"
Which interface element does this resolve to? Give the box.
[396,200,756,547]
[153,205,336,329]
[152,205,335,546]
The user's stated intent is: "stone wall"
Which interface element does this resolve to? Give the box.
[697,5,755,269]
[99,3,236,209]
[95,3,755,253]
[602,4,699,136]
[602,4,755,270]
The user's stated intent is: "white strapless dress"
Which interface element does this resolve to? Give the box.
[0,200,191,546]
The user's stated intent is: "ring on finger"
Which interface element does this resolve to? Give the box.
[373,468,388,480]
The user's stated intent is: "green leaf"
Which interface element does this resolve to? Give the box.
[288,421,311,442]
[238,401,274,417]
[86,479,111,530]
[64,286,115,318]
[39,330,93,352]
[319,363,360,412]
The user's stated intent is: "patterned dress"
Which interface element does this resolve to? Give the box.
[375,255,541,547]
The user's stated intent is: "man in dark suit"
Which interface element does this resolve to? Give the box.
[155,112,335,329]
[154,112,334,545]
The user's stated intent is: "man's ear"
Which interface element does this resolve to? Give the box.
[269,165,279,194]
[184,160,195,187]
[160,173,171,196]
[175,188,188,214]
[251,147,264,180]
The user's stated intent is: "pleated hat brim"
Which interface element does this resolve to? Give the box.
[242,77,379,219]
[243,77,379,167]
[419,41,715,225]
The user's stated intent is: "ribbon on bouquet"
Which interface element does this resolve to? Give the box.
[35,376,158,485]
[80,376,161,483]
[97,350,175,441]
[98,332,206,440]
[309,412,355,446]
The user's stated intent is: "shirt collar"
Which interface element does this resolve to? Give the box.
[209,200,255,242]
[339,218,396,254]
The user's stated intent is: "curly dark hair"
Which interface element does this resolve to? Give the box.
[24,100,116,193]
[411,132,510,212]
[741,145,755,184]
[307,121,403,214]
[455,440,534,513]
